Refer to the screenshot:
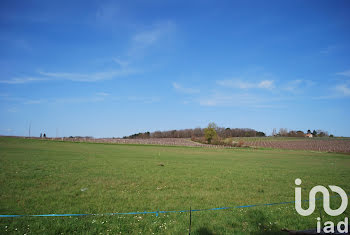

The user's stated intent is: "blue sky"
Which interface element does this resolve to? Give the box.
[1,0,350,137]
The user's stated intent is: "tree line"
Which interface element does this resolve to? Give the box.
[123,124,266,139]
[124,125,333,140]
[272,128,332,137]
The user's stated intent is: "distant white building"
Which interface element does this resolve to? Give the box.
[305,133,313,138]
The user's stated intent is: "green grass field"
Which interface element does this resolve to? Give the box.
[0,137,349,234]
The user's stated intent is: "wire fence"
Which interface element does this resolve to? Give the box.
[1,194,345,218]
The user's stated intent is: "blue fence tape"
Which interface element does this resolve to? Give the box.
[0,194,344,218]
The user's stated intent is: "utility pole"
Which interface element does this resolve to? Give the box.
[29,121,31,137]
[189,207,192,235]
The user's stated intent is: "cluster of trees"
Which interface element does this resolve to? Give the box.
[307,129,331,137]
[124,123,266,139]
[125,132,151,139]
[125,125,333,141]
[68,136,93,139]
[272,128,332,137]
[200,123,247,146]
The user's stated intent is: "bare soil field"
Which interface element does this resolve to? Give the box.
[7,136,350,153]
[81,137,350,153]
[60,137,217,147]
[242,138,350,153]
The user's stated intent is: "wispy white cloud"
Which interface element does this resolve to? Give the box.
[335,84,350,96]
[132,21,175,46]
[127,96,160,103]
[172,82,200,94]
[198,92,281,108]
[284,79,315,92]
[53,95,159,104]
[0,94,47,104]
[284,79,302,91]
[53,96,106,104]
[1,20,174,85]
[199,92,288,108]
[0,68,137,84]
[336,70,350,77]
[128,21,175,57]
[133,29,160,45]
[23,99,46,105]
[113,58,129,68]
[7,107,18,113]
[96,92,110,96]
[312,82,350,100]
[1,91,160,106]
[1,128,13,133]
[0,77,48,84]
[199,91,254,107]
[217,79,275,89]
[258,80,274,89]
[39,69,136,82]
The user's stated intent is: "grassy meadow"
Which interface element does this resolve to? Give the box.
[0,137,349,234]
